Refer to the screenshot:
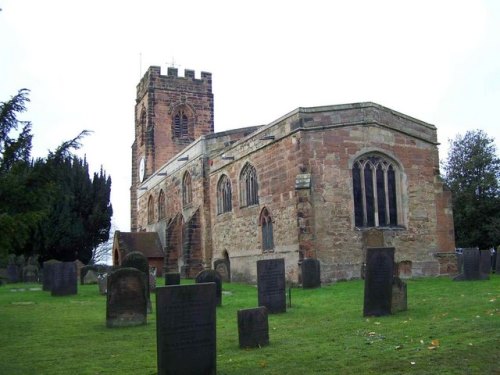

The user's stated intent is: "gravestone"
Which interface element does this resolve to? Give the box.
[195,269,222,306]
[106,268,147,328]
[497,249,500,273]
[391,277,407,314]
[454,248,485,281]
[237,306,269,348]
[257,258,286,314]
[479,250,491,279]
[42,260,60,291]
[456,251,464,274]
[22,265,39,283]
[51,262,77,296]
[214,259,230,282]
[7,264,20,283]
[301,258,321,289]
[164,272,181,286]
[84,269,99,285]
[363,247,395,317]
[156,283,216,375]
[98,273,107,295]
[122,251,151,312]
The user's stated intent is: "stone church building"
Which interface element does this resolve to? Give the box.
[130,65,456,284]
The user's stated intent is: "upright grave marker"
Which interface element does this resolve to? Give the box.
[257,258,286,313]
[156,283,216,375]
[106,268,147,327]
[301,258,321,289]
[363,247,394,317]
[454,248,489,281]
[237,306,269,348]
[42,260,60,291]
[164,272,180,286]
[195,269,222,306]
[479,250,491,279]
[51,262,77,296]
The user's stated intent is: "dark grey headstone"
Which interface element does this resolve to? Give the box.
[363,247,394,317]
[164,272,181,286]
[391,277,407,314]
[42,260,60,291]
[106,268,147,328]
[301,258,321,289]
[463,248,480,280]
[257,258,286,314]
[479,250,491,279]
[195,270,222,306]
[7,264,20,283]
[156,283,216,375]
[122,251,151,312]
[238,307,269,349]
[456,252,464,274]
[51,262,77,296]
[496,249,500,273]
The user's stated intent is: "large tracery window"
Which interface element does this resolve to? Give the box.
[173,109,189,138]
[147,195,155,224]
[182,171,192,206]
[240,163,259,207]
[158,189,166,220]
[260,207,274,252]
[217,174,232,214]
[353,154,399,228]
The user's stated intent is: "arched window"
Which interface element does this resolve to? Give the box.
[147,195,155,224]
[158,189,166,220]
[240,163,259,207]
[183,171,192,206]
[352,154,399,228]
[139,108,146,145]
[217,174,232,214]
[260,207,274,252]
[173,109,189,138]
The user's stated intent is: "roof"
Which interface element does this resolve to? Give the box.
[114,231,165,259]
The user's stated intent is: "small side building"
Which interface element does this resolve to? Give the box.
[112,231,165,276]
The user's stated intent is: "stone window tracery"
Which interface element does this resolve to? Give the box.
[173,109,189,138]
[158,189,166,220]
[147,195,155,224]
[352,153,399,228]
[240,163,259,207]
[217,174,232,214]
[183,171,192,206]
[260,207,274,252]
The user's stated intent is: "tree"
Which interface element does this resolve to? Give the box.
[442,129,500,248]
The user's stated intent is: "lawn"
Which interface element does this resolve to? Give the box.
[0,275,499,375]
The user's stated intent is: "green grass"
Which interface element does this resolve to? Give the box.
[0,276,499,375]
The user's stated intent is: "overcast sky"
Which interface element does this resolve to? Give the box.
[1,0,499,233]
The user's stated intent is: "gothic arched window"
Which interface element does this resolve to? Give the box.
[217,174,232,214]
[158,189,166,220]
[173,109,189,138]
[183,171,192,206]
[260,207,274,252]
[352,153,399,228]
[240,163,259,207]
[147,195,155,224]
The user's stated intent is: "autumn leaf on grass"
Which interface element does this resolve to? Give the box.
[259,361,268,368]
[428,339,440,350]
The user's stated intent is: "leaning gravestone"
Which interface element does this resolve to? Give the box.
[237,306,269,348]
[301,258,321,289]
[479,250,491,279]
[391,276,407,314]
[156,283,216,375]
[164,272,181,286]
[106,268,147,328]
[363,247,395,317]
[195,269,222,306]
[257,258,286,314]
[51,262,77,296]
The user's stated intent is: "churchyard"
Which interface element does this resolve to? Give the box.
[0,274,498,374]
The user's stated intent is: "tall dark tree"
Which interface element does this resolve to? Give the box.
[442,129,500,248]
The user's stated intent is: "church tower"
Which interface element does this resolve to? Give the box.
[131,66,214,231]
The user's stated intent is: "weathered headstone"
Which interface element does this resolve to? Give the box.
[84,269,99,285]
[391,276,407,314]
[456,250,464,274]
[479,250,491,279]
[98,273,108,295]
[7,264,20,283]
[257,258,286,314]
[51,262,77,296]
[122,251,151,312]
[237,306,269,349]
[195,269,222,306]
[164,272,181,286]
[214,259,230,282]
[42,260,60,291]
[156,283,216,375]
[454,248,485,281]
[106,268,147,328]
[301,258,321,289]
[363,247,395,317]
[22,265,39,283]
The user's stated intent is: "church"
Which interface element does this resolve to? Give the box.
[128,65,456,284]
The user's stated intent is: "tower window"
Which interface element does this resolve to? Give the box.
[173,109,189,138]
[240,163,259,207]
[352,154,399,228]
[217,174,232,214]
